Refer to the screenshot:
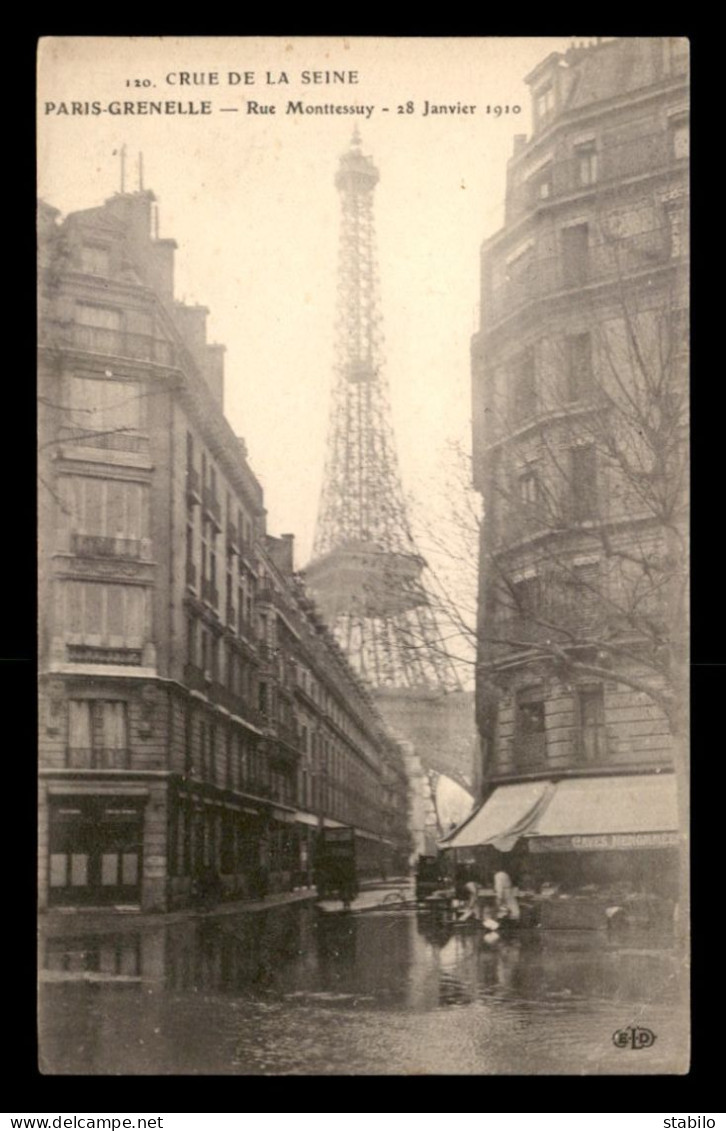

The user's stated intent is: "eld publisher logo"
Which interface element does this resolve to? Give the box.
[612,1025,657,1050]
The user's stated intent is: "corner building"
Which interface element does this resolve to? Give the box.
[461,39,689,894]
[38,189,409,912]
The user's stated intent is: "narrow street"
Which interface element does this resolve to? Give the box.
[39,883,687,1075]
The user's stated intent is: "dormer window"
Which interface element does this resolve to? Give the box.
[80,243,111,277]
[535,84,555,124]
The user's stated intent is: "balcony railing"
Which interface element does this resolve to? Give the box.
[66,643,143,665]
[43,321,177,366]
[486,226,684,326]
[70,533,145,559]
[207,680,265,729]
[509,133,687,218]
[66,747,130,769]
[58,426,148,454]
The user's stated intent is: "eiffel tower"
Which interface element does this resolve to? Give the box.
[303,131,473,843]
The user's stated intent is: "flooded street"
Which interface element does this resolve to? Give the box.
[39,896,688,1075]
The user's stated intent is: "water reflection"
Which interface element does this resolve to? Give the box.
[39,904,687,1074]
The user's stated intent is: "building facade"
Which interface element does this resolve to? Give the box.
[465,38,688,892]
[38,188,409,913]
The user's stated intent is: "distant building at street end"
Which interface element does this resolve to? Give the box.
[38,188,410,913]
[462,38,689,895]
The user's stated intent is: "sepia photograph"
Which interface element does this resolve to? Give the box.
[37,35,689,1076]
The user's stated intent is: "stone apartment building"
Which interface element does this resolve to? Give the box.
[450,38,689,893]
[38,188,409,912]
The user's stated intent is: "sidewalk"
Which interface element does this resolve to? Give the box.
[41,887,319,931]
[41,878,414,931]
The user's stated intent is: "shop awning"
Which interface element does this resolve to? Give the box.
[525,773,680,853]
[440,780,555,852]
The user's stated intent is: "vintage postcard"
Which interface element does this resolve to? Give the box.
[37,36,689,1075]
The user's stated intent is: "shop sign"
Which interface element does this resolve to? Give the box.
[528,831,680,853]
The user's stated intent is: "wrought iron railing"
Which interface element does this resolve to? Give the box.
[70,533,144,559]
[66,746,130,769]
[66,644,142,665]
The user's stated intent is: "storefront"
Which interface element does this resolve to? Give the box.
[47,791,146,908]
[441,772,681,900]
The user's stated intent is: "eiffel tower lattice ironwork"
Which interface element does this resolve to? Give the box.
[304,131,461,696]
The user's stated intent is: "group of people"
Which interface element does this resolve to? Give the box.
[456,864,521,925]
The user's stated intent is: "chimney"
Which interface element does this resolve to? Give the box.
[149,238,177,303]
[266,533,295,575]
[174,302,209,360]
[203,343,225,407]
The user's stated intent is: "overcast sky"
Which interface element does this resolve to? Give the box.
[38,36,578,566]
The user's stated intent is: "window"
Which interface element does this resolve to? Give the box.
[519,470,539,506]
[575,142,598,187]
[511,349,536,424]
[577,686,607,762]
[560,560,600,629]
[60,477,148,548]
[67,700,128,768]
[76,303,121,330]
[68,376,144,447]
[561,224,589,286]
[80,244,111,276]
[63,581,149,647]
[566,333,593,401]
[512,575,541,617]
[515,687,546,767]
[535,84,554,124]
[570,445,598,520]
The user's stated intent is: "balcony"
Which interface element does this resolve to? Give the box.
[207,680,265,729]
[70,533,145,559]
[58,426,148,454]
[509,133,687,218]
[66,747,130,769]
[43,321,177,366]
[486,226,683,327]
[66,644,142,666]
[203,488,222,529]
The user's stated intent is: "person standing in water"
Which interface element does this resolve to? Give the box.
[494,867,521,921]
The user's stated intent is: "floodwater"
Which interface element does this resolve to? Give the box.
[38,897,688,1075]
